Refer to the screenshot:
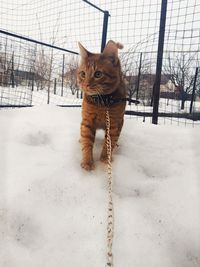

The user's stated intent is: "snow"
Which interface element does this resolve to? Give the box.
[0,86,83,106]
[1,85,200,127]
[0,105,200,267]
[1,85,200,113]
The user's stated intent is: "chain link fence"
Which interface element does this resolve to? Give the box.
[0,0,200,126]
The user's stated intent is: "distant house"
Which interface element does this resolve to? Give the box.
[14,70,35,80]
[139,74,174,92]
[124,74,172,91]
[15,69,43,80]
[14,70,44,86]
[124,73,185,101]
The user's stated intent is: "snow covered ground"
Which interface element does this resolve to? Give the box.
[0,86,83,106]
[0,106,200,267]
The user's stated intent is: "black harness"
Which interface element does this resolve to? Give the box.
[88,93,140,107]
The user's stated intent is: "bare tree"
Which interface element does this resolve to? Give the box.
[34,49,50,90]
[121,51,151,104]
[34,13,60,92]
[64,56,80,97]
[163,53,198,109]
[0,38,12,86]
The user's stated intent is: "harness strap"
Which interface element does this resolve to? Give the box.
[88,94,139,106]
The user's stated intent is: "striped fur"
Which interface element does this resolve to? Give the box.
[77,40,126,170]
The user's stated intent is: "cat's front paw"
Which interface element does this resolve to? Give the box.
[81,161,94,171]
[100,151,113,164]
[100,154,108,164]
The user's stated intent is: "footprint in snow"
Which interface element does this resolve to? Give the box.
[23,131,51,146]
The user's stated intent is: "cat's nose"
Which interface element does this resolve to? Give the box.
[83,82,90,88]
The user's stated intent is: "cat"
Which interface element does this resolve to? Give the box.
[77,40,126,171]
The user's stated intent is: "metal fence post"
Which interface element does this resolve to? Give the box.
[152,0,168,124]
[61,54,65,97]
[47,86,50,104]
[31,73,34,91]
[190,67,199,114]
[11,51,15,88]
[54,78,57,95]
[101,11,110,52]
[136,52,142,101]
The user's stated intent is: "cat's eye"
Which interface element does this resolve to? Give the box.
[94,71,103,78]
[79,71,85,79]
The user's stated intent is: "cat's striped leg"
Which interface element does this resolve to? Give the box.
[80,121,96,171]
[100,121,123,163]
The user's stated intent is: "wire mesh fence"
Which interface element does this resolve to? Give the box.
[0,0,200,126]
[0,33,81,106]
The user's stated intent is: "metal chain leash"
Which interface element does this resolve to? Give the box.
[105,109,114,267]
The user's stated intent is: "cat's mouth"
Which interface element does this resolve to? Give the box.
[81,87,102,96]
[82,87,116,96]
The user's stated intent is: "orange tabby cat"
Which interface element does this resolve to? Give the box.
[77,40,126,171]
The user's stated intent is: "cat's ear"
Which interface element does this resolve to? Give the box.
[103,40,123,65]
[78,42,91,60]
